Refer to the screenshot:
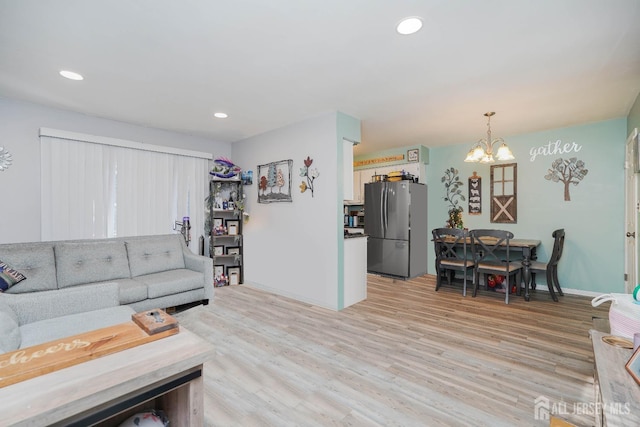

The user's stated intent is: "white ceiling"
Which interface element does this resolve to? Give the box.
[1,0,639,155]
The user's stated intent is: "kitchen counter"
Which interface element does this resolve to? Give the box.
[343,234,367,308]
[344,233,367,239]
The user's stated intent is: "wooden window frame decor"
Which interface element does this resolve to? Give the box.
[490,163,517,223]
[257,159,293,203]
[468,171,481,215]
[226,219,239,236]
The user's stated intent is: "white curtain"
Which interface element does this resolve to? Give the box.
[40,131,210,253]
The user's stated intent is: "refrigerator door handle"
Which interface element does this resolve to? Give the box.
[383,183,388,236]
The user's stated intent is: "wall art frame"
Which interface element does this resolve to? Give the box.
[407,148,419,163]
[490,163,517,224]
[257,159,293,203]
[468,172,481,215]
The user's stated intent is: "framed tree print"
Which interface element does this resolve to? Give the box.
[257,159,293,203]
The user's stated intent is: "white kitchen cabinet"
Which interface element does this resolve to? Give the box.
[353,169,363,203]
[343,139,354,200]
[343,235,367,308]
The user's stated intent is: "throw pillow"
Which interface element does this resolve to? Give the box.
[0,260,26,292]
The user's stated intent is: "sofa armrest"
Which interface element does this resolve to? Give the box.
[3,282,121,326]
[183,251,214,301]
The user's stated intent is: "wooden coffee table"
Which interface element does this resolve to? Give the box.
[0,326,214,426]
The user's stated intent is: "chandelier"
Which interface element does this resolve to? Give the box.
[464,112,514,163]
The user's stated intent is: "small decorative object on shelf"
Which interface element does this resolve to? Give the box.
[209,156,241,179]
[214,274,228,287]
[213,224,227,235]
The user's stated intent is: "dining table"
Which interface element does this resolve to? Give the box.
[439,235,541,301]
[507,238,542,301]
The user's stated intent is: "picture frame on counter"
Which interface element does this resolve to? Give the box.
[213,245,224,256]
[226,219,239,236]
[226,246,240,255]
[227,266,241,285]
[626,345,640,385]
[213,218,224,228]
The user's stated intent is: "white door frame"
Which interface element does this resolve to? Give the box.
[625,128,639,293]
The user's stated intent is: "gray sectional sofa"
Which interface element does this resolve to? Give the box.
[0,234,213,354]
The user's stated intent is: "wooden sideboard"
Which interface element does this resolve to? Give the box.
[0,326,214,426]
[590,329,640,426]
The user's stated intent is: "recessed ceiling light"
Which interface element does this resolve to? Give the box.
[396,17,423,35]
[214,112,228,119]
[59,70,84,81]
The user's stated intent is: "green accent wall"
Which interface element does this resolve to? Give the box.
[426,118,626,294]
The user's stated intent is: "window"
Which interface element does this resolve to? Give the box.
[40,128,211,252]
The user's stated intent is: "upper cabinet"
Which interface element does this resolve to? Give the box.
[343,138,355,200]
[349,163,422,204]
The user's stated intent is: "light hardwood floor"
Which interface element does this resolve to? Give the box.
[174,274,609,427]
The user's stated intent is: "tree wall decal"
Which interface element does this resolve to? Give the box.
[544,157,588,201]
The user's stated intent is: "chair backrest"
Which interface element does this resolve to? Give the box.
[469,229,515,264]
[432,228,469,262]
[548,229,565,266]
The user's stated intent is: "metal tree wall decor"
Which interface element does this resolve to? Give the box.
[544,157,588,201]
[299,156,319,197]
[441,167,465,228]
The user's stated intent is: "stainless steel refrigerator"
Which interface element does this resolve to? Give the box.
[364,181,428,278]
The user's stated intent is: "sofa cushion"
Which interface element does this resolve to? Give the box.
[0,245,57,293]
[133,269,204,299]
[126,236,185,277]
[0,260,26,292]
[19,305,136,349]
[0,297,21,352]
[3,282,121,326]
[93,278,148,305]
[55,241,131,289]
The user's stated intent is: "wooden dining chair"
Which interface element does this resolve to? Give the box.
[470,229,522,304]
[432,228,473,296]
[529,229,565,302]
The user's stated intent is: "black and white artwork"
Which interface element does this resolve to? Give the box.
[468,172,481,215]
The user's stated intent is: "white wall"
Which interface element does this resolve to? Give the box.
[0,98,230,243]
[232,112,341,309]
